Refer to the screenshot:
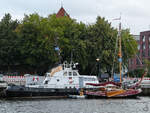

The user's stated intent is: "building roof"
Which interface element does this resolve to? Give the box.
[140,30,150,34]
[56,7,70,18]
[132,35,140,41]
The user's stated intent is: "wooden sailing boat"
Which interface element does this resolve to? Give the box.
[85,22,147,98]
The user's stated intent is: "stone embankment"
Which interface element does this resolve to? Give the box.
[141,84,150,96]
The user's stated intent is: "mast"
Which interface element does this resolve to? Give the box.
[118,22,122,83]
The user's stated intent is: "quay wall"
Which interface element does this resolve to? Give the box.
[141,84,150,96]
[0,75,45,98]
[1,75,45,85]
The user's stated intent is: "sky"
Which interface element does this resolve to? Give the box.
[0,0,150,35]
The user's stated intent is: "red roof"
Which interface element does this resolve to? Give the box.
[56,7,70,18]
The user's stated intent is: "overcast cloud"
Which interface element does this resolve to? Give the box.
[0,0,150,34]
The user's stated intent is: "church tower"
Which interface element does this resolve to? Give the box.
[56,7,70,18]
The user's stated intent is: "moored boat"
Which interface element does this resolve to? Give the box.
[5,61,99,97]
[85,21,147,98]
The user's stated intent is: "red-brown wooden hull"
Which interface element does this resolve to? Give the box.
[85,89,142,98]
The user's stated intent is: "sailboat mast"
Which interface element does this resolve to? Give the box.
[118,22,122,83]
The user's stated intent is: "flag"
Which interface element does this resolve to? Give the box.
[118,58,122,62]
[55,47,60,51]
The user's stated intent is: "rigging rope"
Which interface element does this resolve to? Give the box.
[127,39,143,65]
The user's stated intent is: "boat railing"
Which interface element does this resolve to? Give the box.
[63,61,78,70]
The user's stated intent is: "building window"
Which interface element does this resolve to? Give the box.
[143,43,145,49]
[142,58,145,64]
[149,50,150,56]
[142,36,145,42]
[142,51,145,57]
[130,60,133,65]
[136,59,140,65]
[149,43,150,48]
[138,45,140,50]
[137,51,140,56]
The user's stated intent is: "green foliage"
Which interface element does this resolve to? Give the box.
[121,29,138,67]
[0,13,19,70]
[0,13,138,75]
[128,59,149,77]
[143,59,150,76]
[128,69,146,77]
[85,17,118,74]
[15,14,57,71]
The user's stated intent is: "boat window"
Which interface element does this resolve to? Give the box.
[84,78,96,81]
[44,80,49,84]
[73,72,77,76]
[63,72,67,76]
[69,72,72,76]
[57,79,60,82]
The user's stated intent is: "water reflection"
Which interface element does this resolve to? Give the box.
[0,97,150,113]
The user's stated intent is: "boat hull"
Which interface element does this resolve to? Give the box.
[85,89,142,98]
[5,85,79,97]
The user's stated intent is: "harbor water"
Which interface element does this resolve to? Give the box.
[0,97,150,113]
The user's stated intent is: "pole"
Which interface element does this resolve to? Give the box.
[96,58,100,79]
[118,22,122,83]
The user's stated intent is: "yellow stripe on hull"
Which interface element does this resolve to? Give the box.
[106,89,126,97]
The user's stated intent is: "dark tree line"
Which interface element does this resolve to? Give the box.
[0,13,137,76]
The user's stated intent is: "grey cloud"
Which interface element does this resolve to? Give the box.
[0,0,150,34]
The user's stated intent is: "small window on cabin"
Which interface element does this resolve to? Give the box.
[73,72,77,76]
[63,72,67,76]
[44,80,49,84]
[93,78,96,81]
[69,72,72,76]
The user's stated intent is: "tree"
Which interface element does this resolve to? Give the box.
[0,13,138,75]
[46,15,88,72]
[0,13,19,71]
[84,17,117,75]
[15,13,57,73]
[84,16,137,76]
[121,29,138,68]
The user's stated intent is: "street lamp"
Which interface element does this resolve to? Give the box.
[96,58,101,80]
[96,58,100,62]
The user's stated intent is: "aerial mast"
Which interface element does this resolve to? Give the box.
[118,22,122,83]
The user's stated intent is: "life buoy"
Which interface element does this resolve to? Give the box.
[33,77,39,81]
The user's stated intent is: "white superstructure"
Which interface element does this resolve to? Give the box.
[41,61,99,89]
